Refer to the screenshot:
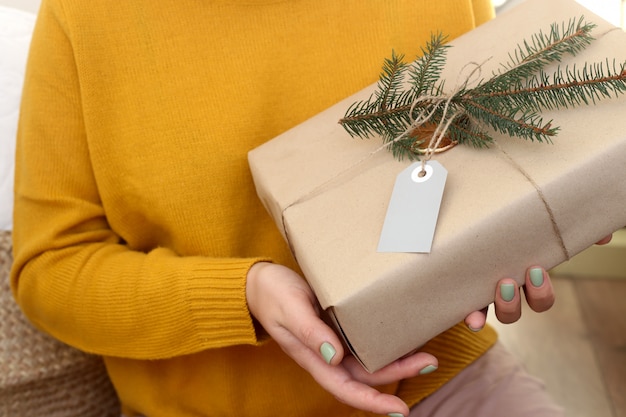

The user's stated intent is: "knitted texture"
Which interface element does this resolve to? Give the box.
[0,231,120,417]
[12,1,496,415]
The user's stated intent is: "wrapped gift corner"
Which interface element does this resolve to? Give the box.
[249,0,626,372]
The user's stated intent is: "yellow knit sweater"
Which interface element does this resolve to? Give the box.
[12,0,497,416]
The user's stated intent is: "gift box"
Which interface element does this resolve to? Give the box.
[248,0,626,372]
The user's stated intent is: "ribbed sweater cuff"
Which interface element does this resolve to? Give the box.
[185,258,271,349]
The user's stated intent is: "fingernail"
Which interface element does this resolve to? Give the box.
[388,413,405,417]
[320,342,336,364]
[500,283,515,302]
[530,268,544,287]
[468,324,484,332]
[419,364,438,375]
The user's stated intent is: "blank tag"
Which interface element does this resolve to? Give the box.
[377,161,447,253]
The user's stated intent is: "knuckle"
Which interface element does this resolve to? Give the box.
[529,294,555,312]
[495,308,520,324]
[298,324,317,347]
[333,393,348,405]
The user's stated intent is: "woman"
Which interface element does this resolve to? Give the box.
[11,0,601,416]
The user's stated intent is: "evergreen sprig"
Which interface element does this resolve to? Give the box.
[339,17,626,160]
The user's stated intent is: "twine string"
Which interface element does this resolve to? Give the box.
[409,59,489,173]
[493,142,571,260]
[280,57,569,260]
[282,60,489,219]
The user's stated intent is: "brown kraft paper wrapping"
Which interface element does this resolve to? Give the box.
[248,0,626,372]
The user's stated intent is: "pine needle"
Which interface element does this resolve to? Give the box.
[338,17,626,161]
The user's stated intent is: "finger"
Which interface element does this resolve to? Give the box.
[464,307,488,332]
[269,325,410,416]
[309,351,438,416]
[278,289,347,367]
[596,234,612,245]
[494,278,521,324]
[523,266,555,313]
[277,301,432,417]
[281,334,415,417]
[309,363,412,417]
[341,350,438,387]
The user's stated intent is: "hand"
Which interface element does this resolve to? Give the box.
[246,262,437,417]
[464,234,614,328]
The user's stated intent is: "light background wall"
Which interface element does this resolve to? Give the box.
[0,0,40,14]
[498,0,624,27]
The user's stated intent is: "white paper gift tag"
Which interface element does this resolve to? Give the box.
[377,161,447,253]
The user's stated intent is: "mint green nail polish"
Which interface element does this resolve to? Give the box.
[530,268,544,287]
[320,342,336,364]
[468,325,484,332]
[419,365,438,375]
[500,283,515,302]
[388,413,405,417]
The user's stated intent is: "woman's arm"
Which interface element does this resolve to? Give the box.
[10,0,266,360]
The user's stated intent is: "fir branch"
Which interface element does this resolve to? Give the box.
[463,99,557,142]
[341,51,414,140]
[471,61,626,112]
[516,17,595,65]
[409,32,450,97]
[376,50,408,111]
[446,115,494,148]
[340,101,415,139]
[473,17,595,96]
[338,17,626,161]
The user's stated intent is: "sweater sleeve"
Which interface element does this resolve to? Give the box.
[10,0,268,360]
